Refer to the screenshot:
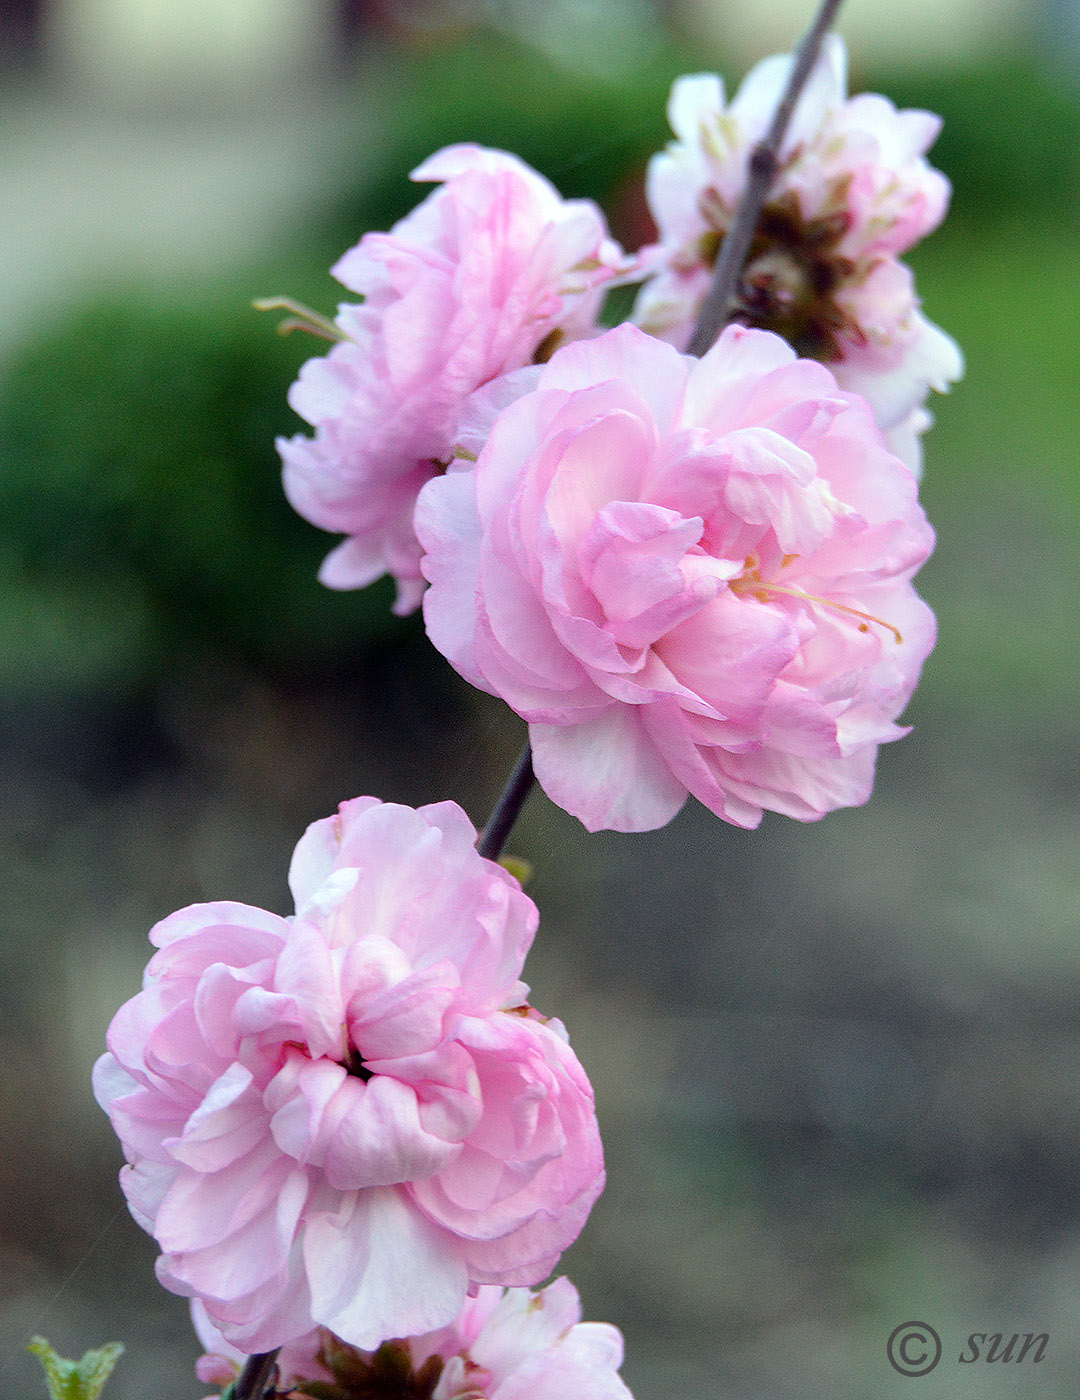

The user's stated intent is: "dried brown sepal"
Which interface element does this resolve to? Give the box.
[291,1335,446,1400]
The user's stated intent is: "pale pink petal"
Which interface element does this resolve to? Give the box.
[417,469,488,690]
[530,709,687,833]
[320,1075,461,1190]
[305,1187,467,1347]
[537,323,687,431]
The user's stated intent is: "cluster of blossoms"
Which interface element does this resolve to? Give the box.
[272,38,949,835]
[95,30,956,1400]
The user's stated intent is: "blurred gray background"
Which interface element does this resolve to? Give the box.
[2,0,1080,1396]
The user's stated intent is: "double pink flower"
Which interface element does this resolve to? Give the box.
[418,323,935,832]
[279,144,630,613]
[95,798,603,1353]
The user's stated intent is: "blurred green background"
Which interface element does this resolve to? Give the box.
[2,2,1080,1397]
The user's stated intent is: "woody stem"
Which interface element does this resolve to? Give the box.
[232,1350,278,1400]
[477,744,536,861]
[685,0,847,357]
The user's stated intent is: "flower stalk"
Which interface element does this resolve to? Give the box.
[686,0,847,357]
[232,1351,278,1400]
[477,744,537,861]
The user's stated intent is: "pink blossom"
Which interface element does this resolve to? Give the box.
[278,144,630,612]
[194,1276,633,1400]
[633,37,962,471]
[417,323,936,833]
[94,797,603,1352]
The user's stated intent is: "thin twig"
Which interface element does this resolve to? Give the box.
[232,1350,278,1400]
[477,744,536,861]
[685,0,846,358]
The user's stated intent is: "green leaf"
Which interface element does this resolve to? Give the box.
[497,854,534,887]
[27,1337,124,1400]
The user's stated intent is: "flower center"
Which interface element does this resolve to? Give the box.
[698,191,857,361]
[730,553,903,644]
[343,1045,373,1082]
[294,1337,447,1400]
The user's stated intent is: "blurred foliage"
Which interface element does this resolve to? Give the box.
[1,32,1078,703]
[906,218,1080,722]
[863,54,1080,224]
[0,292,402,696]
[317,30,686,258]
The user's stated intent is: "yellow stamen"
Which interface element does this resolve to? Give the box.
[252,296,348,343]
[732,555,903,644]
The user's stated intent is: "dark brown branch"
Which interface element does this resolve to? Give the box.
[231,1350,278,1400]
[685,0,847,358]
[477,744,536,861]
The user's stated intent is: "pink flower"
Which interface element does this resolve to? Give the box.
[94,797,603,1353]
[278,144,631,613]
[633,37,962,471]
[417,323,936,833]
[193,1276,633,1400]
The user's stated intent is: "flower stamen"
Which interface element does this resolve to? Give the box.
[253,296,349,343]
[732,553,903,643]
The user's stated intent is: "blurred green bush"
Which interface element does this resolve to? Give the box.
[0,292,404,696]
[864,55,1080,225]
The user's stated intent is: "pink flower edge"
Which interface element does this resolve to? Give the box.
[278,143,632,612]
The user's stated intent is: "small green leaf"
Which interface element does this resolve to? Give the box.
[497,854,533,887]
[28,1337,124,1400]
